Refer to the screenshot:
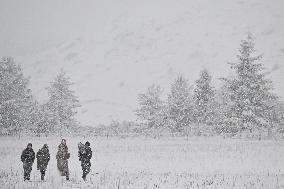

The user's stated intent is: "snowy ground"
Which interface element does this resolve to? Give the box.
[0,137,284,189]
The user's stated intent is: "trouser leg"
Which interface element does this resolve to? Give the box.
[23,163,32,180]
[62,160,69,180]
[26,166,31,180]
[23,164,27,180]
[82,168,86,181]
[24,172,27,180]
[85,162,91,176]
[82,161,91,181]
[40,170,45,180]
[65,168,69,180]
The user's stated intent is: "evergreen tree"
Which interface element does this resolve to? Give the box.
[214,82,233,134]
[221,33,277,135]
[32,102,57,136]
[167,75,192,132]
[274,101,284,134]
[193,69,216,125]
[46,70,81,136]
[0,57,35,136]
[136,84,166,129]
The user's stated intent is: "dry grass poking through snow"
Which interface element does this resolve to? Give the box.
[0,137,284,188]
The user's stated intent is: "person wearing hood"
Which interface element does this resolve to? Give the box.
[56,139,70,180]
[21,143,35,181]
[36,144,50,181]
[78,141,92,181]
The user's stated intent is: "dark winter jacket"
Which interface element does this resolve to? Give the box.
[36,146,50,171]
[56,143,70,160]
[56,143,70,176]
[21,148,35,164]
[78,146,92,162]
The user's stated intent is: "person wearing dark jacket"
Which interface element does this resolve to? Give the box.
[21,143,35,181]
[56,139,70,180]
[78,141,92,181]
[36,144,50,181]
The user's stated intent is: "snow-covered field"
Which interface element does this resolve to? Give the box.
[0,137,284,189]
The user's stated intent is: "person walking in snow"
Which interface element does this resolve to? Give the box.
[21,143,35,181]
[36,144,50,181]
[78,141,92,181]
[56,139,70,180]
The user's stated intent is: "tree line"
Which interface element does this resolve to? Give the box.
[0,57,80,137]
[136,34,284,138]
[1,34,284,138]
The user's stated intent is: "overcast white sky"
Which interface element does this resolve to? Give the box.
[1,0,283,55]
[0,0,189,55]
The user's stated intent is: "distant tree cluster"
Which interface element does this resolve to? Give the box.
[1,34,283,139]
[136,34,284,138]
[0,57,80,137]
[71,120,140,138]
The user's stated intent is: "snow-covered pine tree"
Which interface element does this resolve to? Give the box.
[274,101,284,134]
[0,57,35,136]
[31,102,57,137]
[221,33,277,135]
[46,69,81,136]
[214,81,234,134]
[136,84,166,130]
[193,69,216,125]
[167,75,192,132]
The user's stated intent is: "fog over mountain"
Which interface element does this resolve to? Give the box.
[1,0,284,126]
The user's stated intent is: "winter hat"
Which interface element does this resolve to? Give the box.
[85,141,90,146]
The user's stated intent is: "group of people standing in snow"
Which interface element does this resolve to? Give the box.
[20,139,92,181]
